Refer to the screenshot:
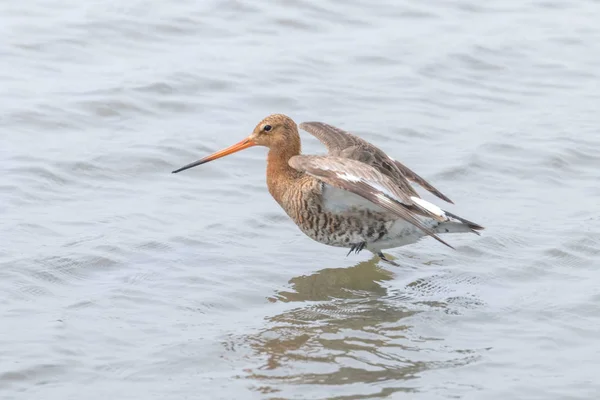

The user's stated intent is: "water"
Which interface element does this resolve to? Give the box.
[2,0,600,398]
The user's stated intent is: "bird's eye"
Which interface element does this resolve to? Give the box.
[263,124,272,132]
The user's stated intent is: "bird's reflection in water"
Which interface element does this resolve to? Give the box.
[270,254,394,303]
[234,256,481,397]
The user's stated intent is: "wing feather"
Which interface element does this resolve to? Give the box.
[299,121,365,153]
[391,159,454,204]
[289,155,454,249]
[299,121,454,204]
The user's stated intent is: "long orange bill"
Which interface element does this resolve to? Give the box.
[172,137,256,173]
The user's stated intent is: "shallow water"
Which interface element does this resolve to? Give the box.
[2,0,600,399]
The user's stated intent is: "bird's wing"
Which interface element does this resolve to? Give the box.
[299,121,454,204]
[298,121,366,153]
[288,155,454,249]
[389,158,454,204]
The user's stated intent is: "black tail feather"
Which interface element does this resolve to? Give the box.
[444,210,484,232]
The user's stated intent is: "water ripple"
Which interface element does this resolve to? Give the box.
[2,0,600,398]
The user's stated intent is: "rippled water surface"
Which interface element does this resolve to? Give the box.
[3,0,600,399]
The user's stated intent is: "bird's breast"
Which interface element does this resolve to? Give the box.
[281,181,392,247]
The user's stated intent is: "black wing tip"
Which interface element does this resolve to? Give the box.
[440,194,455,204]
[391,160,455,204]
[423,188,454,204]
[427,188,454,204]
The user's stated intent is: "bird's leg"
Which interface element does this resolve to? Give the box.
[377,251,400,267]
[347,241,367,256]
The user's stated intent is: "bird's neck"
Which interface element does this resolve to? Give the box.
[266,141,302,207]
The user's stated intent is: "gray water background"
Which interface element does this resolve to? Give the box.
[2,0,600,399]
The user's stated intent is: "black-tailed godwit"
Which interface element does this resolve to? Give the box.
[173,114,483,265]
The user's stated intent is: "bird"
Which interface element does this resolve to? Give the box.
[172,114,483,266]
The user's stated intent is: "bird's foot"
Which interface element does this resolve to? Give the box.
[347,241,367,256]
[377,251,400,267]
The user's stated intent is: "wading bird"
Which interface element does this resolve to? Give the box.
[173,114,483,265]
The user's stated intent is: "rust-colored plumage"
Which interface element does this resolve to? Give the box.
[173,114,483,265]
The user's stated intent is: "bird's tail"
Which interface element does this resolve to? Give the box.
[434,210,484,235]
